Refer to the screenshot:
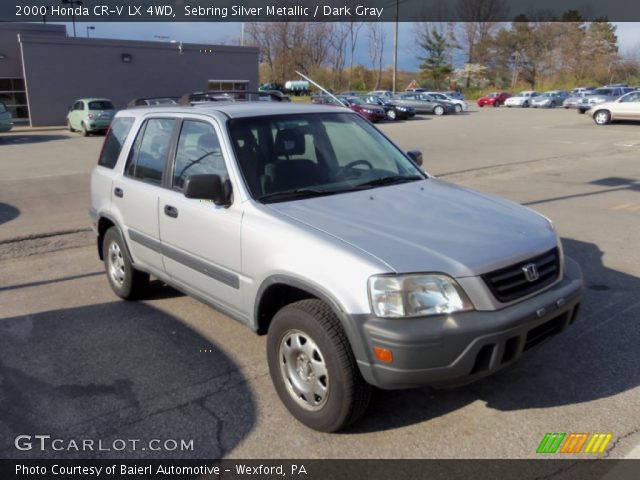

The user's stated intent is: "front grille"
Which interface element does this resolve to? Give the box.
[483,248,560,302]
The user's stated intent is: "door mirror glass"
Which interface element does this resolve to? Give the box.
[184,174,231,206]
[407,150,423,167]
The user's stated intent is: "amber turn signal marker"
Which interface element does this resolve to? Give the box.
[373,347,393,363]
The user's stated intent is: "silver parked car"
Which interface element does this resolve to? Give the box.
[577,86,635,113]
[530,91,570,108]
[90,101,583,432]
[391,92,457,115]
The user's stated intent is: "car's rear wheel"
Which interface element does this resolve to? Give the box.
[523,101,529,108]
[593,110,611,125]
[433,105,445,116]
[387,109,397,120]
[550,101,556,108]
[267,299,371,432]
[102,227,149,300]
[454,104,462,113]
[81,122,89,137]
[67,120,74,132]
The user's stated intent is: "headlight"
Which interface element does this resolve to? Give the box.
[368,274,474,318]
[397,106,407,111]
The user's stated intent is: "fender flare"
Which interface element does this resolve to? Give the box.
[254,274,370,364]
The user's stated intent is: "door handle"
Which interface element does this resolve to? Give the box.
[114,187,124,198]
[164,205,178,218]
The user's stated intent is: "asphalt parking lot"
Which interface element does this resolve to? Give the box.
[0,107,639,461]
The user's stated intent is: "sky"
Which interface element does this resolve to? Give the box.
[52,21,640,73]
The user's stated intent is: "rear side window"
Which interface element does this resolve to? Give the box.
[125,118,176,185]
[97,117,134,169]
[89,101,114,110]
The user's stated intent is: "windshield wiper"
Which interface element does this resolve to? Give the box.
[353,175,424,189]
[258,188,336,203]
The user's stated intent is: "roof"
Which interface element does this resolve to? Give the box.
[122,102,352,119]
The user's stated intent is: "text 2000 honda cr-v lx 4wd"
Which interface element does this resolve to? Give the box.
[90,102,583,432]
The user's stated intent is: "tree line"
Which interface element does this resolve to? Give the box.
[245,18,639,94]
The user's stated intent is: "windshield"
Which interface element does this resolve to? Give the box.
[228,113,426,203]
[347,97,364,105]
[88,101,114,110]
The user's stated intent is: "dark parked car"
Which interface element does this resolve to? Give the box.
[362,95,416,120]
[340,96,386,122]
[477,92,511,107]
[391,92,457,115]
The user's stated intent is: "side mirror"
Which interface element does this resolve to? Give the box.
[407,150,423,167]
[184,174,231,206]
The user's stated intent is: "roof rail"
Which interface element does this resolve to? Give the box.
[178,90,290,105]
[126,97,179,108]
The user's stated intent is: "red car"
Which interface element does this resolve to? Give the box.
[477,92,511,107]
[339,96,386,122]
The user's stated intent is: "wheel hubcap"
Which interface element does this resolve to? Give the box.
[279,329,329,411]
[595,112,607,124]
[107,241,126,287]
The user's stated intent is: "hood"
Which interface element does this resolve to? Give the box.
[266,179,557,278]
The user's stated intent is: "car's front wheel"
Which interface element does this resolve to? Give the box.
[387,109,397,120]
[267,299,371,432]
[433,105,445,116]
[102,227,149,299]
[593,110,611,125]
[454,104,462,113]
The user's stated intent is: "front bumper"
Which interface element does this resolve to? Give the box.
[352,256,583,389]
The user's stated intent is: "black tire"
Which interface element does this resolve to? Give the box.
[267,299,371,432]
[67,120,75,132]
[523,101,529,108]
[454,104,462,113]
[578,109,586,114]
[493,101,500,107]
[550,101,556,108]
[81,122,89,137]
[102,227,149,300]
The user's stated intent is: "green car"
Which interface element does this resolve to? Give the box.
[66,98,115,136]
[0,101,14,133]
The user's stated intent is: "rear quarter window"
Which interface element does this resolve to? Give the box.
[97,117,135,169]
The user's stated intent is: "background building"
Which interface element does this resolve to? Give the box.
[0,23,259,126]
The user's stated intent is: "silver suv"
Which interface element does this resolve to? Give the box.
[90,101,583,432]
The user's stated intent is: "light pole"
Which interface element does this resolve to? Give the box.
[61,0,83,38]
[392,0,399,93]
[86,26,95,38]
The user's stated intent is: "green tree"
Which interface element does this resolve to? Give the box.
[418,28,454,89]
